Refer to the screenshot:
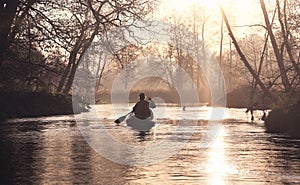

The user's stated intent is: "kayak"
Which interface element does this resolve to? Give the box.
[126,115,155,132]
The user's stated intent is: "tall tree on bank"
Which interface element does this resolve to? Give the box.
[57,0,102,94]
[260,0,291,92]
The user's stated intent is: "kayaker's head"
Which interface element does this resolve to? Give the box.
[139,93,145,100]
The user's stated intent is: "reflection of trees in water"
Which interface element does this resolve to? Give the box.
[70,128,94,184]
[1,122,42,184]
[0,120,132,184]
[266,135,300,181]
[0,131,13,184]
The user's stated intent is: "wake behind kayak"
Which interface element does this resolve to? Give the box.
[126,115,155,132]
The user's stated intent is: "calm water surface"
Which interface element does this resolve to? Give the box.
[0,105,300,184]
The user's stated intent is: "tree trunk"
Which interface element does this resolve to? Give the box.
[219,17,223,64]
[62,60,80,94]
[260,0,290,92]
[56,60,72,92]
[0,0,19,66]
[95,60,106,92]
[62,46,86,94]
[57,29,86,93]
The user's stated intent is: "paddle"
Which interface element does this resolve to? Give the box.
[114,112,132,124]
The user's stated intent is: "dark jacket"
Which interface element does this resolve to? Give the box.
[132,100,155,119]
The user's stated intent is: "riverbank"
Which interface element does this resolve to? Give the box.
[226,88,272,109]
[0,92,87,123]
[265,101,300,138]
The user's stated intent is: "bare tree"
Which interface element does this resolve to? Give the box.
[276,0,300,78]
[220,5,276,101]
[61,0,157,94]
[260,0,291,92]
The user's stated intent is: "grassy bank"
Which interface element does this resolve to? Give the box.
[0,92,87,122]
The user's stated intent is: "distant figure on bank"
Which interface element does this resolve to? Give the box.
[246,107,254,121]
[183,106,186,111]
[261,111,267,121]
[132,93,156,119]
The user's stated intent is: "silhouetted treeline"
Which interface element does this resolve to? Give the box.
[0,0,158,93]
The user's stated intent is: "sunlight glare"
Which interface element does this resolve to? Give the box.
[189,0,226,9]
[158,0,226,17]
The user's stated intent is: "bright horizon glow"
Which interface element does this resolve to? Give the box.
[157,0,262,27]
[190,0,225,9]
[155,0,266,43]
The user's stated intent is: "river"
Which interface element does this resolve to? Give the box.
[0,104,300,184]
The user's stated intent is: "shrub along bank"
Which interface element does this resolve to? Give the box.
[265,101,300,138]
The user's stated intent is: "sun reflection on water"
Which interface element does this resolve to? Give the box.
[205,124,238,185]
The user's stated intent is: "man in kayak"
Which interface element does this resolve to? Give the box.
[132,93,156,119]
